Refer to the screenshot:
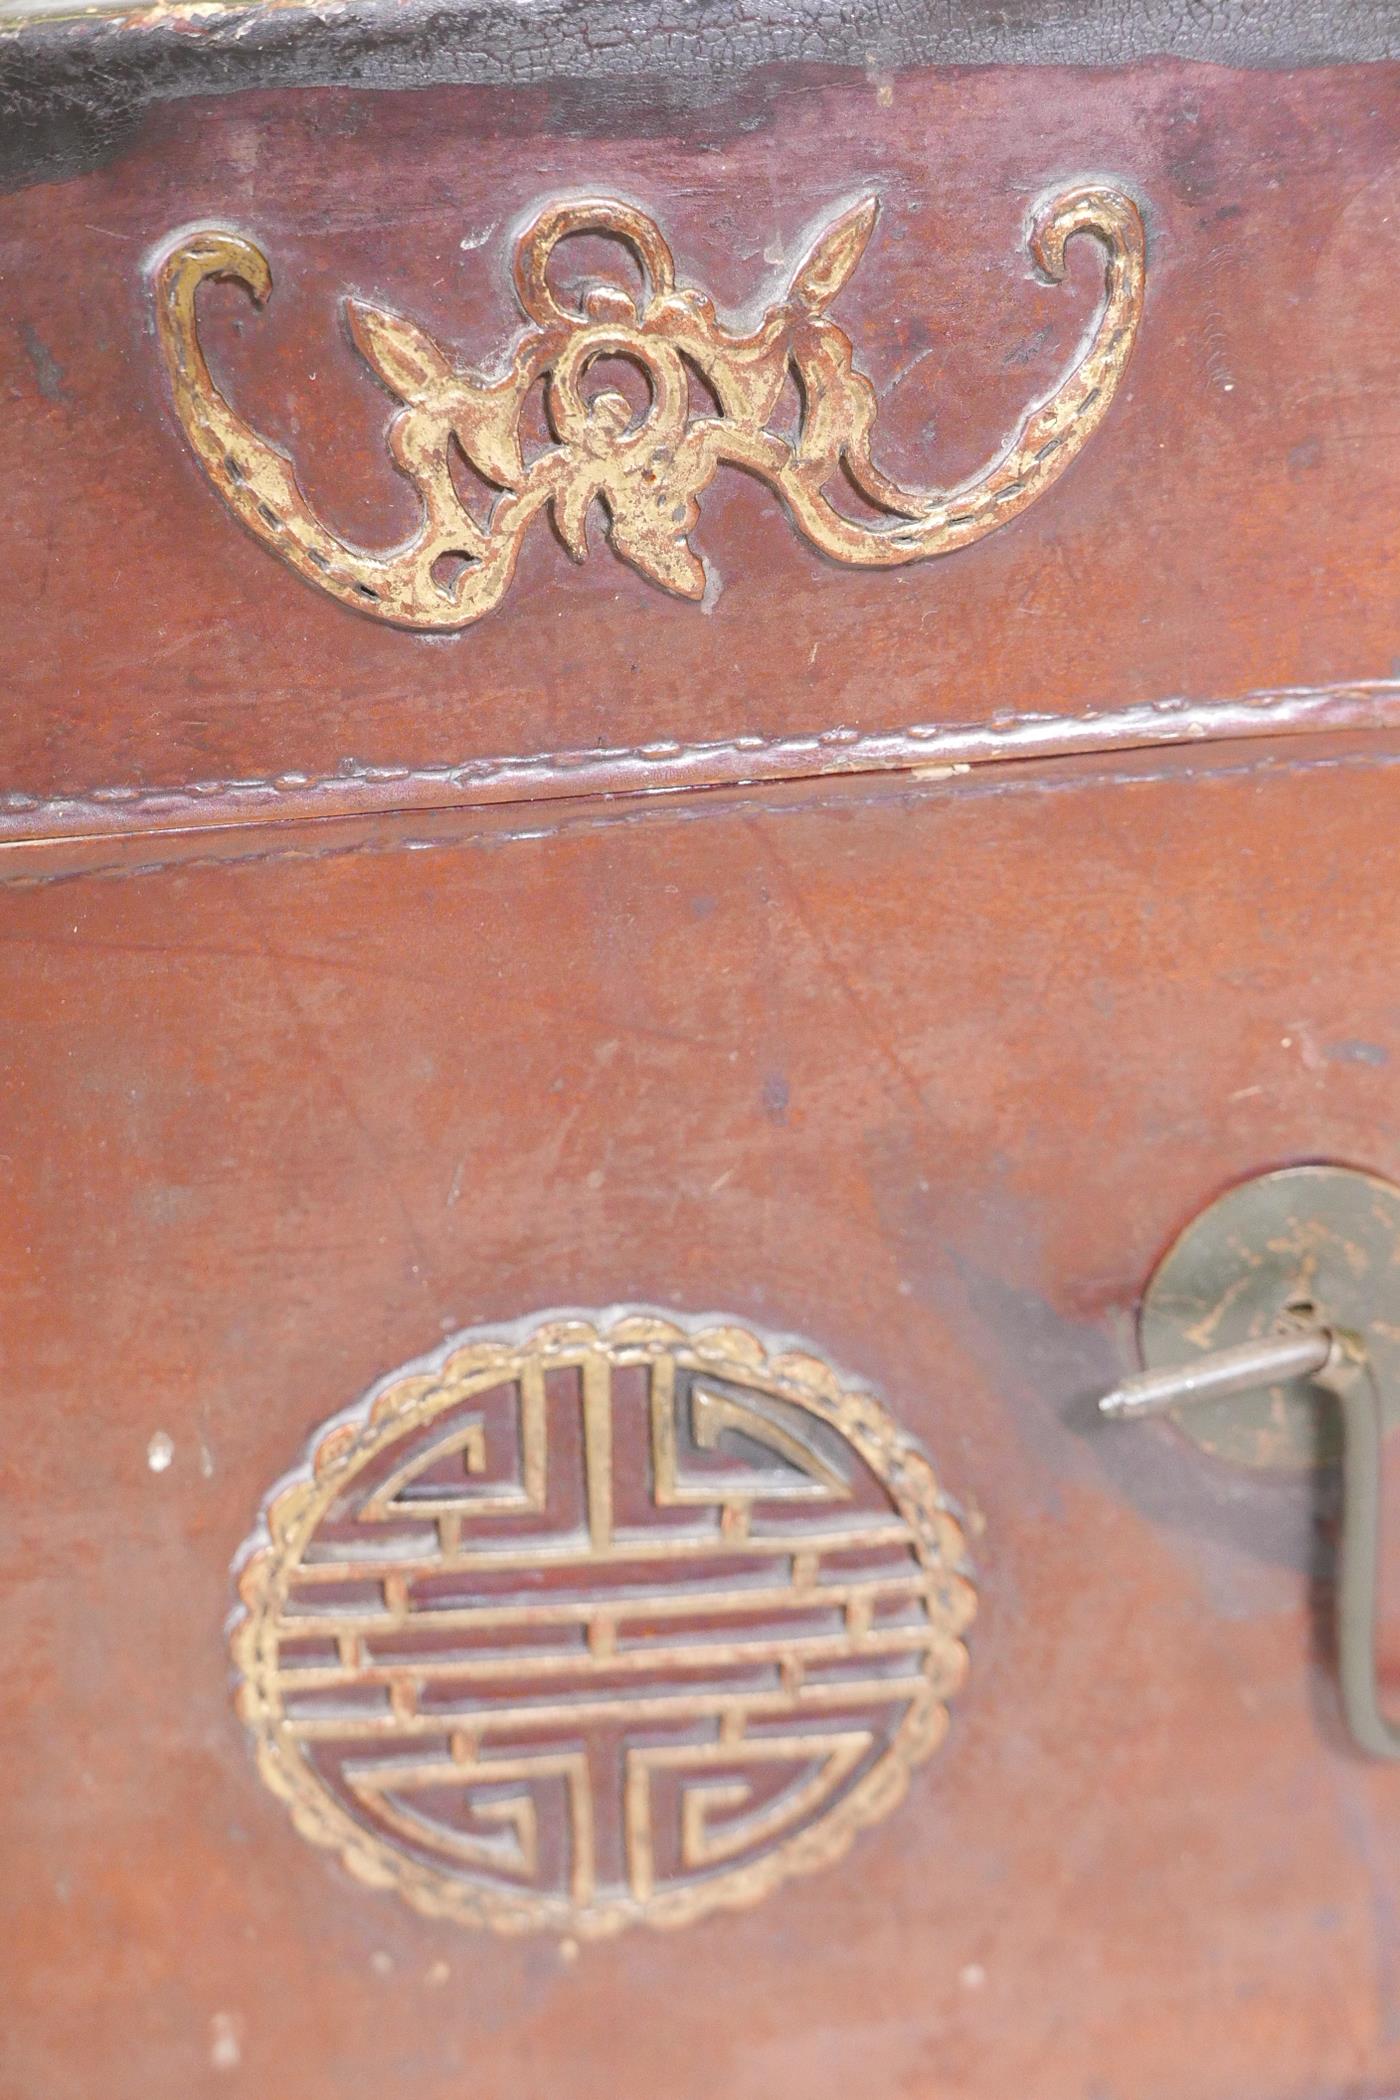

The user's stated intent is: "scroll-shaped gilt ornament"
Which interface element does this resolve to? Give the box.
[154,188,1143,628]
[231,1309,975,1936]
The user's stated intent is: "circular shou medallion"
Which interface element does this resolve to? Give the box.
[232,1310,976,1936]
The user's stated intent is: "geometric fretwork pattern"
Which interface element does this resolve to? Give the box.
[231,1310,976,1936]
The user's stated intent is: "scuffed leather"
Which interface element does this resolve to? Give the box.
[2,0,1396,189]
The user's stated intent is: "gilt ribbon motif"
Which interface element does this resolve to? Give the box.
[154,187,1144,630]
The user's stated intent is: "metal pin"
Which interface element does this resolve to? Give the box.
[1098,1328,1335,1421]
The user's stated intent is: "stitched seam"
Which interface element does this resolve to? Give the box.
[6,739,1399,893]
[4,680,1397,820]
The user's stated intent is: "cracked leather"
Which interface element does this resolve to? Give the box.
[2,0,1396,189]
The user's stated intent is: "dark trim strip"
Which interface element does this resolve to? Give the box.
[3,0,1397,190]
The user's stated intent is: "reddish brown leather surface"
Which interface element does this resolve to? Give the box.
[2,61,1396,808]
[7,739,1400,2099]
[5,26,1400,2096]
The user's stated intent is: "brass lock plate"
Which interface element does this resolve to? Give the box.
[1140,1165,1400,1471]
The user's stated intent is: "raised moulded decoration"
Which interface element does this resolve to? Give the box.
[153,186,1145,629]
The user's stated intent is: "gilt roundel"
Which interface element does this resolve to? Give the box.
[231,1309,976,1935]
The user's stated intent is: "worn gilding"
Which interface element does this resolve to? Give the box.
[153,186,1144,629]
[231,1309,975,1935]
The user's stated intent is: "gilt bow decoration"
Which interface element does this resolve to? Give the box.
[153,187,1144,630]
